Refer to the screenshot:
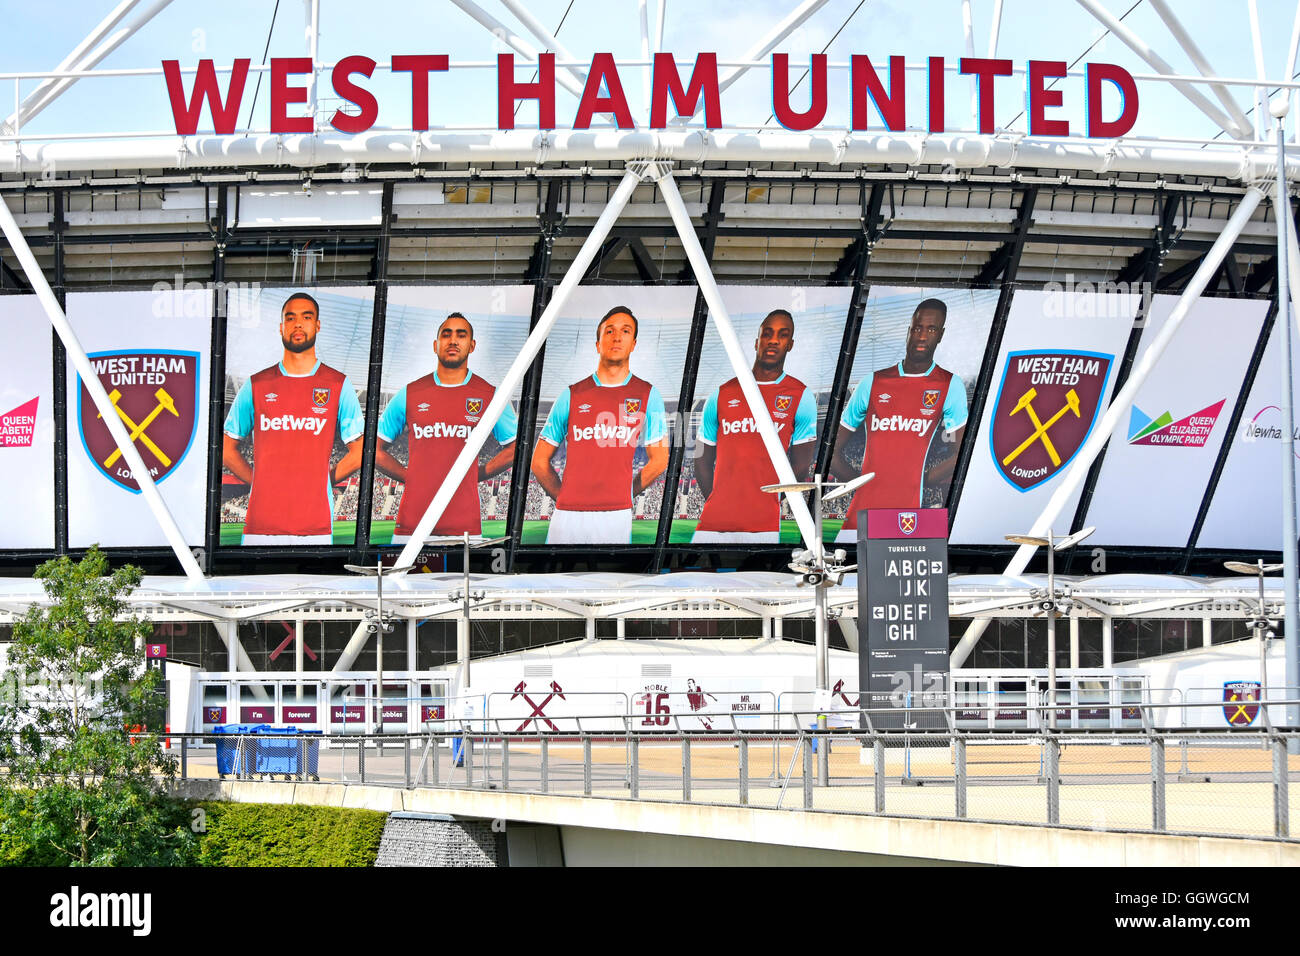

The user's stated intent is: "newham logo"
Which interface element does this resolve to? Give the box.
[50,886,151,936]
[413,422,471,440]
[259,413,328,436]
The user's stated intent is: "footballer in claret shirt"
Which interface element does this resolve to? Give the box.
[829,298,968,543]
[335,312,517,542]
[692,309,817,544]
[222,292,364,544]
[530,306,669,544]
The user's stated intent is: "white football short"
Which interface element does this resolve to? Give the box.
[690,530,780,544]
[241,533,334,546]
[546,508,633,544]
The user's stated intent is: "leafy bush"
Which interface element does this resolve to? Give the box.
[193,803,386,867]
[0,548,195,866]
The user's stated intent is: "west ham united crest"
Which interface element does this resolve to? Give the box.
[775,394,793,412]
[922,388,940,410]
[77,350,200,494]
[898,511,918,535]
[989,350,1112,492]
[312,387,330,408]
[623,397,641,419]
[1223,680,1261,726]
[466,397,483,415]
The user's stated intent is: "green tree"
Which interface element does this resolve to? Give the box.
[0,547,194,866]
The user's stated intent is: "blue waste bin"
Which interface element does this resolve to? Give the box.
[298,731,322,781]
[254,727,301,779]
[212,724,255,779]
[451,735,465,767]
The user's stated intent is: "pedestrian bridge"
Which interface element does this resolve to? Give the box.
[170,721,1300,866]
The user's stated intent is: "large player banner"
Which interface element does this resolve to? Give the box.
[1084,296,1266,546]
[373,286,531,545]
[523,286,696,546]
[950,289,1139,544]
[826,286,998,544]
[1199,306,1300,550]
[859,508,949,727]
[66,290,211,547]
[222,286,374,547]
[0,296,55,549]
[672,286,848,545]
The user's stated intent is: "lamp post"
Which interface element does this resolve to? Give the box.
[1003,527,1095,729]
[762,472,873,786]
[1225,559,1283,702]
[343,560,405,737]
[424,534,509,693]
[1270,93,1300,746]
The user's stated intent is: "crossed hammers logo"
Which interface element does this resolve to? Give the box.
[832,679,859,707]
[1226,691,1258,725]
[511,680,565,732]
[97,387,179,468]
[1001,387,1081,467]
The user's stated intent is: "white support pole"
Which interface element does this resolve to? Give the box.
[407,617,418,673]
[1074,0,1249,138]
[305,0,320,131]
[393,166,643,574]
[655,170,818,546]
[1102,616,1114,668]
[497,0,589,87]
[1069,616,1080,669]
[986,0,1004,59]
[218,621,268,701]
[450,0,587,99]
[1202,617,1212,649]
[654,0,667,56]
[641,0,655,120]
[2,0,175,135]
[1273,105,1300,740]
[586,616,596,640]
[295,618,304,676]
[0,194,204,582]
[1287,2,1300,142]
[1148,0,1254,138]
[1249,0,1268,144]
[774,616,784,639]
[616,617,626,640]
[1,0,141,132]
[951,186,1266,668]
[674,0,830,123]
[962,0,978,130]
[838,615,859,652]
[333,618,372,674]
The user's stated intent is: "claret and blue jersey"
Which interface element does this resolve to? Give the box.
[223,360,364,537]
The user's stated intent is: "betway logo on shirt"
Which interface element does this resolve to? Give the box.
[721,418,787,437]
[259,413,329,435]
[572,422,636,443]
[870,413,933,435]
[414,422,472,440]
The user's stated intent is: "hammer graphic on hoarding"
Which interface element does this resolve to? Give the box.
[1001,387,1081,467]
[100,387,178,468]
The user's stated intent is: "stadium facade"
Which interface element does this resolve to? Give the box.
[0,2,1297,733]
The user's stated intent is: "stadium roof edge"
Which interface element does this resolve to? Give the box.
[0,130,1292,184]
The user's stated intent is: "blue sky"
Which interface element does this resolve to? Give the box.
[2,1,1298,143]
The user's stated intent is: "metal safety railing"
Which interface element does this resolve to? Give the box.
[120,697,1300,844]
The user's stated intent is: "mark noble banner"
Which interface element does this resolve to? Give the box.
[858,507,950,728]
